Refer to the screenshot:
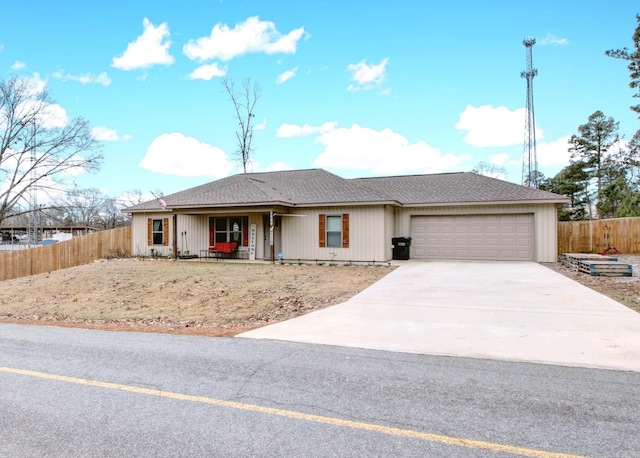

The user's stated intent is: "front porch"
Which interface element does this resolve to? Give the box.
[136,207,288,262]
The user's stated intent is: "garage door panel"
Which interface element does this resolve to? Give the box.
[413,226,426,236]
[411,214,533,261]
[468,249,486,258]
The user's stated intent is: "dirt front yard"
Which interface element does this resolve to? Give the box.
[0,259,393,336]
[1,256,638,337]
[541,254,640,314]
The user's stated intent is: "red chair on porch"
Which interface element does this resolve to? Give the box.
[208,241,239,259]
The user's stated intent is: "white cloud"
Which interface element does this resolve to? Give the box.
[94,73,112,86]
[139,132,234,178]
[52,71,112,86]
[490,153,510,166]
[183,16,305,62]
[536,135,572,167]
[4,75,67,130]
[539,33,569,46]
[313,124,464,175]
[276,67,298,84]
[0,154,83,206]
[91,126,119,141]
[347,58,388,91]
[25,73,47,94]
[276,121,337,138]
[241,160,293,173]
[11,61,26,70]
[122,134,133,141]
[187,62,227,80]
[262,161,294,172]
[38,103,69,129]
[455,104,543,147]
[112,18,174,71]
[254,118,267,131]
[60,154,93,177]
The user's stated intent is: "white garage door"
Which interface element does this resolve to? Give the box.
[410,214,534,261]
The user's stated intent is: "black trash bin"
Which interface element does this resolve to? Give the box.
[392,237,411,260]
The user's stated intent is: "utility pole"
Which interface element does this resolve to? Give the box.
[521,38,539,188]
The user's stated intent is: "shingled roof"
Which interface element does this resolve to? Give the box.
[125,168,566,212]
[353,172,567,205]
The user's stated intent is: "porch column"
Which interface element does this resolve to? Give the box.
[172,214,178,261]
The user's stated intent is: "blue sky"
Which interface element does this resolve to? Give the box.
[1,1,638,201]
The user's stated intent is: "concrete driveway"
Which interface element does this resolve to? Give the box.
[239,261,640,372]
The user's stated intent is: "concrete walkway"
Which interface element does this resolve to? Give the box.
[239,261,640,372]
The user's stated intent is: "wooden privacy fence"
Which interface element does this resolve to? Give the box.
[0,226,131,281]
[557,217,640,254]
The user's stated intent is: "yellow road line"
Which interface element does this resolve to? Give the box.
[0,366,586,458]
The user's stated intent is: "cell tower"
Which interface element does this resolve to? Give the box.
[521,38,538,188]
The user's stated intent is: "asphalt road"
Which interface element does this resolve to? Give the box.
[1,323,639,457]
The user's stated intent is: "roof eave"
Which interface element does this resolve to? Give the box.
[171,200,294,209]
[124,200,295,213]
[401,198,570,207]
[123,208,173,214]
[292,200,400,208]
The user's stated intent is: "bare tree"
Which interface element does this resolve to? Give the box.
[95,197,128,229]
[471,161,507,179]
[116,189,162,226]
[0,76,102,227]
[52,186,134,229]
[58,186,106,227]
[221,77,261,173]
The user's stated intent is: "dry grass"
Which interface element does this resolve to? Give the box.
[0,258,393,336]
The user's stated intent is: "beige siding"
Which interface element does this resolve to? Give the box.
[249,214,266,260]
[131,202,559,262]
[131,212,174,257]
[533,205,558,262]
[384,205,395,260]
[281,206,388,262]
[176,215,209,255]
[132,213,209,257]
[395,203,559,262]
